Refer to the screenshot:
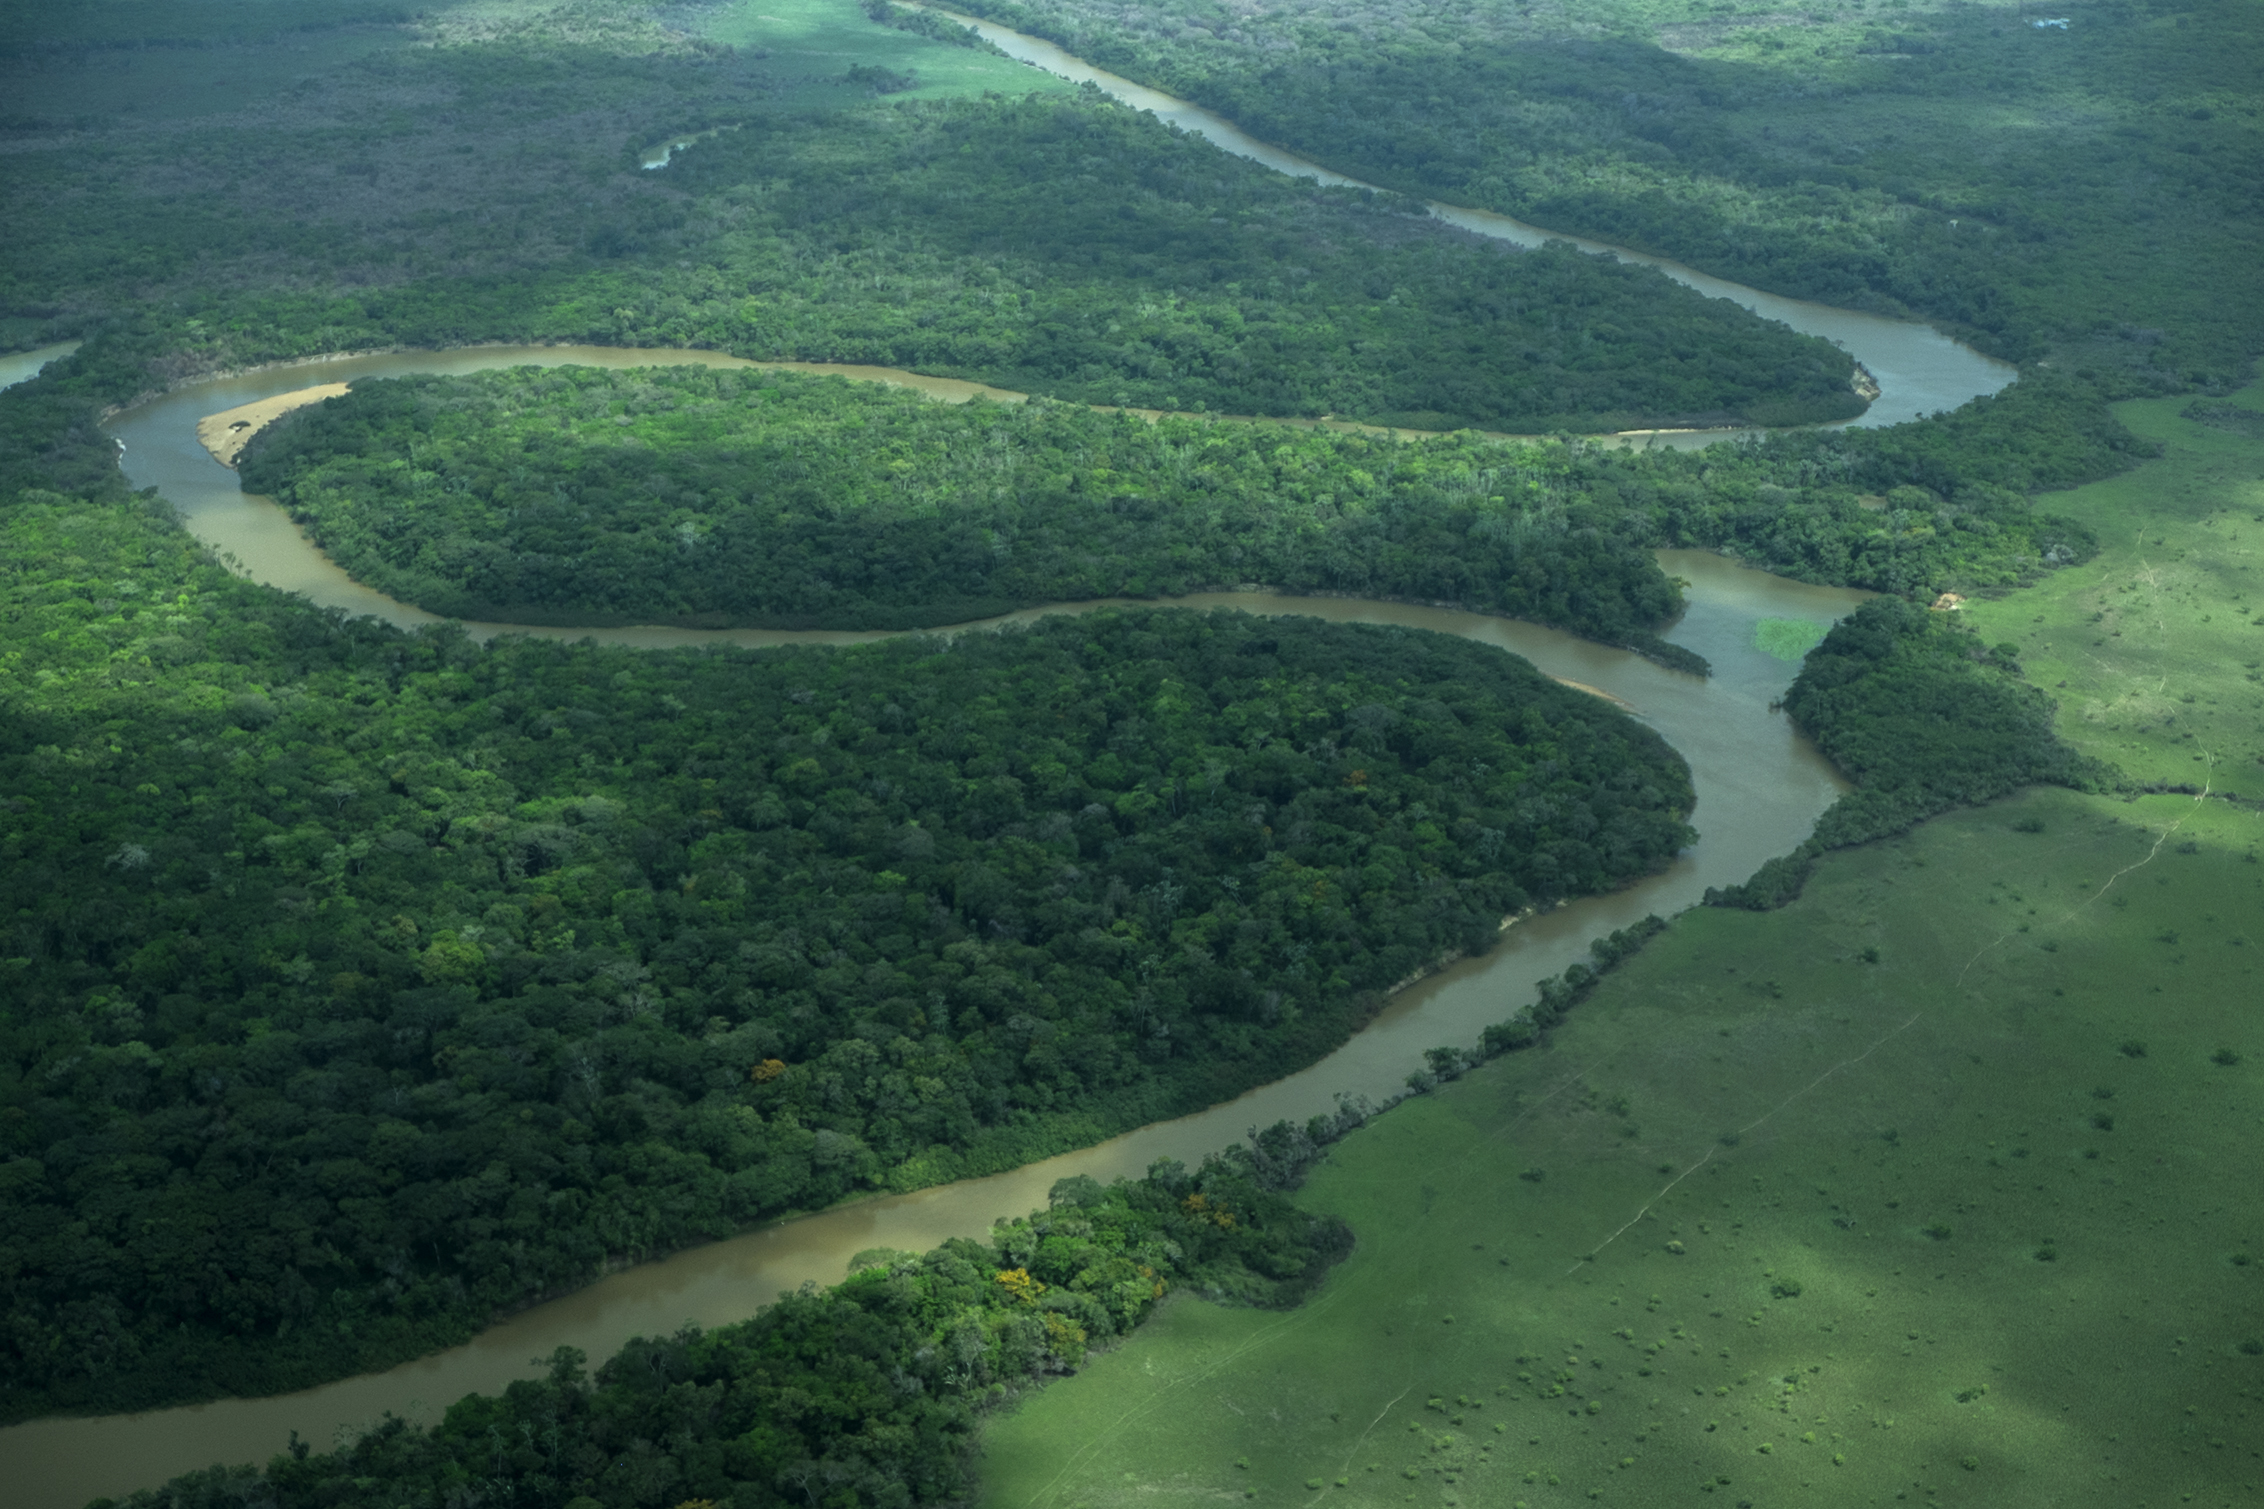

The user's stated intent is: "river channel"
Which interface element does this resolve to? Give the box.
[916,5,2015,433]
[2,343,1868,1509]
[0,18,2016,1496]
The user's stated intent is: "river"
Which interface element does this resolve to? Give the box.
[4,343,1864,1509]
[0,340,81,391]
[0,17,2019,1495]
[915,5,2014,434]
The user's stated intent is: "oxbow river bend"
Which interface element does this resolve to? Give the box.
[0,21,2032,1495]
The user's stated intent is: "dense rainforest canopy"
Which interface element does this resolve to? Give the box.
[237,361,2118,653]
[236,364,1692,649]
[944,0,2264,392]
[1,80,1865,434]
[95,1147,1353,1509]
[0,0,2246,1481]
[0,544,1692,1419]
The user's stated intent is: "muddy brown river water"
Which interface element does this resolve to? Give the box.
[0,21,2024,1492]
[0,342,1860,1507]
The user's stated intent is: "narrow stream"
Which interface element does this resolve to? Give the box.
[0,340,81,391]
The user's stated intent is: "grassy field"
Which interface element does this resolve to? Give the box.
[1960,375,2264,801]
[971,368,2264,1509]
[0,0,1060,130]
[974,782,2262,1508]
[686,0,1069,110]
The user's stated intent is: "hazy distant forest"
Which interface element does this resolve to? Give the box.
[0,0,2257,1500]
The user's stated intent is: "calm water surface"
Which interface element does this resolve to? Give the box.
[0,21,2011,1490]
[0,344,1863,1509]
[0,340,81,390]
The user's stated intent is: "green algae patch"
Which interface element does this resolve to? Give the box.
[974,787,2263,1507]
[1754,617,1829,662]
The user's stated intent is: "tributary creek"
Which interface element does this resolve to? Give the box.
[0,14,2025,1494]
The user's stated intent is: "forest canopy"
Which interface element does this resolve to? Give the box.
[236,364,1693,646]
[95,1143,1352,1509]
[0,81,1867,434]
[941,0,2264,391]
[0,561,1693,1420]
[235,361,2119,656]
[0,0,2235,1457]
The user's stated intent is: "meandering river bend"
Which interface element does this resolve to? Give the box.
[0,16,2030,1496]
[920,4,2014,434]
[10,346,1864,1509]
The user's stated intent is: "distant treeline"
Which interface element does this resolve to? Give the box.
[1,83,1864,434]
[941,0,2264,392]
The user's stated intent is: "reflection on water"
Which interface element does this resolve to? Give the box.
[0,344,1867,1509]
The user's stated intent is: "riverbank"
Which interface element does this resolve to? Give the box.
[0,457,1859,1507]
[0,11,2019,1493]
[976,784,2264,1508]
[909,4,2010,432]
[195,385,349,466]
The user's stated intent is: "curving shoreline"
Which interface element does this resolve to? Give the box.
[908,4,2014,432]
[0,12,2029,1493]
[7,333,1869,1507]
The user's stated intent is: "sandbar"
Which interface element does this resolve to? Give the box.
[1550,676,1635,709]
[196,384,350,467]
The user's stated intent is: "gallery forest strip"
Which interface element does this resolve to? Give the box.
[236,361,2124,660]
[235,365,1695,657]
[95,1143,1351,1509]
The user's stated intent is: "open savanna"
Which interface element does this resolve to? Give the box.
[974,785,2262,1508]
[1960,375,2264,798]
[685,0,1071,109]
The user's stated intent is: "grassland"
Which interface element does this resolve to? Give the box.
[971,367,2264,1509]
[974,783,2262,1507]
[685,0,1069,109]
[1960,375,2264,800]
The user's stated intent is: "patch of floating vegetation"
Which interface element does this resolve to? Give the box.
[1752,616,1829,662]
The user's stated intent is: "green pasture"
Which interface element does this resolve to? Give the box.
[0,0,1058,127]
[685,0,1068,111]
[975,785,2263,1508]
[1961,375,2264,801]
